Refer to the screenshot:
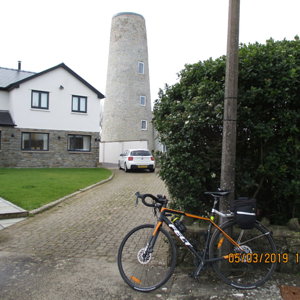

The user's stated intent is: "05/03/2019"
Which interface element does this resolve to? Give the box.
[228,253,299,264]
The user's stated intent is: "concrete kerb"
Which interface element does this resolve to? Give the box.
[29,172,115,216]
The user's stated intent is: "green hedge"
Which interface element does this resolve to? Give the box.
[153,37,300,224]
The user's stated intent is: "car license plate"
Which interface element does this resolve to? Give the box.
[138,165,147,168]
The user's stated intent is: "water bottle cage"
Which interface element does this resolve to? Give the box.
[173,219,186,233]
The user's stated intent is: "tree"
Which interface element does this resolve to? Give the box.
[153,38,300,224]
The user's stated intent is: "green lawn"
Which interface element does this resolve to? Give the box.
[0,168,112,211]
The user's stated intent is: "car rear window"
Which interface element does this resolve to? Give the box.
[130,150,151,156]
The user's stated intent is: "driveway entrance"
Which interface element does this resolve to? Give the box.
[0,170,296,299]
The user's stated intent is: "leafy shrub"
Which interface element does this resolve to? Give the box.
[153,38,300,224]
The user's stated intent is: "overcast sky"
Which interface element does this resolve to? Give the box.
[1,0,299,106]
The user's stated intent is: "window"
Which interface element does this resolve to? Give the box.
[138,62,144,74]
[31,90,49,109]
[72,95,87,113]
[141,120,147,130]
[130,150,151,156]
[68,135,91,152]
[140,96,146,106]
[22,132,49,151]
[121,150,129,157]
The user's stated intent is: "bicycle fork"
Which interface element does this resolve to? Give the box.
[142,221,163,258]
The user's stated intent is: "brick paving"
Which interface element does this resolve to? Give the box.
[0,170,167,259]
[0,170,299,300]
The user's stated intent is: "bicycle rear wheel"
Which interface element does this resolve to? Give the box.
[117,224,177,292]
[209,220,277,289]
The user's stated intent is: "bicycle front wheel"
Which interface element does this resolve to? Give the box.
[209,220,277,289]
[117,224,177,292]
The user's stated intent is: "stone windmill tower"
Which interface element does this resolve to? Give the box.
[100,12,154,164]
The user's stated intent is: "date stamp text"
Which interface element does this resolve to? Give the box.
[228,253,299,264]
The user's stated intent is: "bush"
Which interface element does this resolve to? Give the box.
[153,38,300,224]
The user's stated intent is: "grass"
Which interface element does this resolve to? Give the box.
[0,168,112,211]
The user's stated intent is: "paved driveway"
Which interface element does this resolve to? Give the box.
[0,170,165,259]
[0,170,297,299]
[0,170,170,300]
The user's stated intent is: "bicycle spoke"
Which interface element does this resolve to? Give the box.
[118,224,176,291]
[236,229,244,244]
[209,220,277,289]
[239,232,271,246]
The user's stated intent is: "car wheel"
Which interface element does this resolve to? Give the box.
[124,163,129,173]
[150,168,155,173]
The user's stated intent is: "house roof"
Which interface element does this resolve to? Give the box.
[0,67,35,88]
[0,110,16,127]
[0,63,105,99]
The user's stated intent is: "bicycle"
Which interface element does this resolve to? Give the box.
[117,190,277,292]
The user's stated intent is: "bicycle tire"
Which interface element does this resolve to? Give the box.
[209,220,277,289]
[117,224,177,292]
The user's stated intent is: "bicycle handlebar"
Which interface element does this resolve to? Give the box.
[135,192,167,207]
[135,189,229,209]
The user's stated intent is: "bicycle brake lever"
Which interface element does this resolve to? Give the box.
[153,205,159,218]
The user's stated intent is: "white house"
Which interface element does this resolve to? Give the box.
[0,63,104,167]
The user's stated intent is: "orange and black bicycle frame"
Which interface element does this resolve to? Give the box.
[148,206,240,277]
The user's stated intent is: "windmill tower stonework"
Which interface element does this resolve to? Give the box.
[100,12,154,164]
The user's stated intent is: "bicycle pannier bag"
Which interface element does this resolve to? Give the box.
[233,197,256,229]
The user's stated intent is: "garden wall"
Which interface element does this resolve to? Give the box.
[0,127,99,168]
[177,220,300,274]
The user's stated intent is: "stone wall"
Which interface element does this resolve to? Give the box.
[175,221,300,274]
[0,127,99,168]
[270,225,300,273]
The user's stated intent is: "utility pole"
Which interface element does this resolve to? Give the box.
[220,0,240,216]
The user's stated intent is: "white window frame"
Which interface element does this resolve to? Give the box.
[140,95,146,106]
[141,120,147,130]
[138,61,144,74]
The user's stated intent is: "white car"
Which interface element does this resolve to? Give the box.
[118,149,155,172]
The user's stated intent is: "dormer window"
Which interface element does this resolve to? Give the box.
[31,90,49,109]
